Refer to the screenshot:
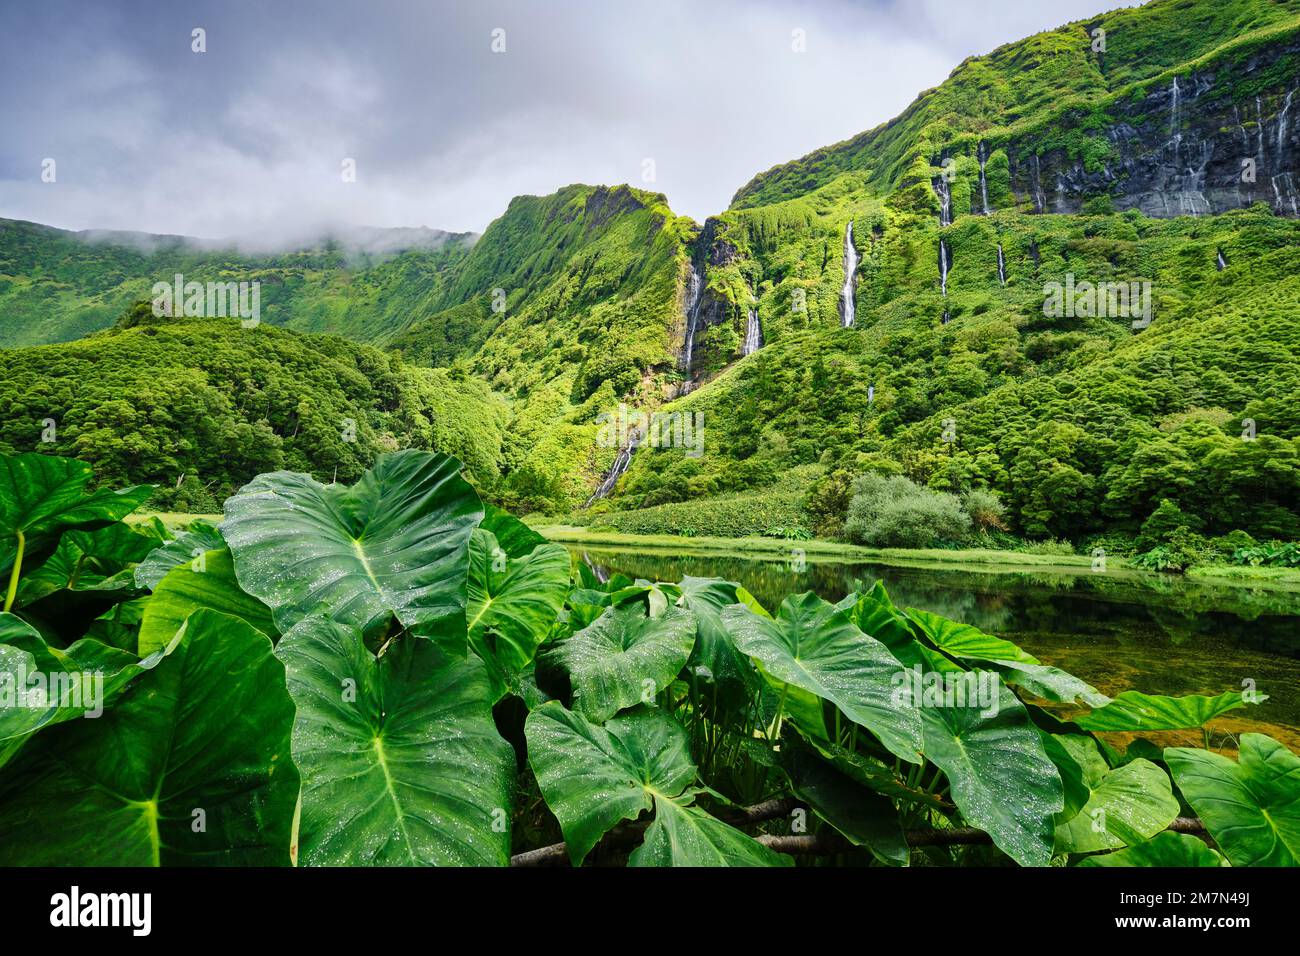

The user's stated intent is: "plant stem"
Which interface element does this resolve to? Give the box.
[3,530,24,613]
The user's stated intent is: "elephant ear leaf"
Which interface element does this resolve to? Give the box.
[544,603,695,723]
[525,702,784,867]
[137,548,278,655]
[0,454,152,575]
[630,796,791,867]
[720,592,923,764]
[276,617,514,866]
[912,669,1065,867]
[0,611,163,770]
[1079,831,1227,867]
[1165,733,1300,867]
[676,576,756,706]
[525,702,694,865]
[0,609,298,865]
[1053,758,1179,853]
[134,519,226,590]
[1076,690,1256,732]
[221,450,482,656]
[478,503,548,558]
[905,607,1039,664]
[466,528,570,702]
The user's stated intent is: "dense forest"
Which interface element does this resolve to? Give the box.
[1,0,1298,565]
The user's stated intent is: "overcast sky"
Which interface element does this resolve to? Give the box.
[0,0,1132,242]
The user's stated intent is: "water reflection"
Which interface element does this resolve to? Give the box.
[573,547,1300,749]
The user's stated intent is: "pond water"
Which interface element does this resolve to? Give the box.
[570,546,1300,752]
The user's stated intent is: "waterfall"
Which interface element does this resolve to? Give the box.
[1169,75,1183,162]
[1279,89,1295,163]
[680,264,704,371]
[1257,97,1268,172]
[1216,249,1228,271]
[997,243,1007,285]
[1272,173,1300,216]
[585,427,643,505]
[977,141,991,215]
[743,308,763,355]
[1030,154,1047,213]
[933,176,952,227]
[840,221,860,328]
[939,237,950,297]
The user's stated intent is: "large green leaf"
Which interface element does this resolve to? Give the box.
[987,660,1111,708]
[138,548,278,655]
[526,702,695,864]
[221,450,482,655]
[1078,831,1227,867]
[134,519,226,590]
[479,503,548,558]
[466,528,570,701]
[720,593,923,763]
[1076,690,1255,732]
[780,741,909,865]
[545,602,695,723]
[1054,758,1180,853]
[525,702,783,866]
[0,453,152,575]
[676,576,757,706]
[276,617,514,866]
[918,677,1064,867]
[905,607,1038,664]
[0,611,166,769]
[0,609,298,865]
[837,582,914,650]
[629,796,791,867]
[1165,733,1300,867]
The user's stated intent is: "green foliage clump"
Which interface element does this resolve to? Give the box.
[2,450,1290,870]
[0,314,509,504]
[843,473,973,548]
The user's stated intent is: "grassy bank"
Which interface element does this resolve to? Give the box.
[538,525,1104,572]
[538,525,1300,592]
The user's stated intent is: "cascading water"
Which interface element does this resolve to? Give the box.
[1216,249,1228,271]
[997,243,1007,285]
[1279,89,1294,161]
[742,308,763,355]
[1169,75,1182,160]
[840,221,860,328]
[933,176,953,227]
[939,236,951,325]
[977,141,991,215]
[939,237,950,296]
[585,427,643,506]
[680,264,704,371]
[1030,154,1047,213]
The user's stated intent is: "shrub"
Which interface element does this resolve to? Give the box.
[843,474,971,548]
[802,468,855,538]
[963,487,1008,532]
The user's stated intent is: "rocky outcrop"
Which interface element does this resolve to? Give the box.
[1003,38,1300,218]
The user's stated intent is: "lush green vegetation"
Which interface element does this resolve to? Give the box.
[730,0,1300,208]
[4,0,1299,553]
[2,450,1294,867]
[0,218,475,347]
[0,309,508,511]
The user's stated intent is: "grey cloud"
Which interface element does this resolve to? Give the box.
[0,0,1126,241]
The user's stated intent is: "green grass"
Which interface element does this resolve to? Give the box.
[541,525,1100,569]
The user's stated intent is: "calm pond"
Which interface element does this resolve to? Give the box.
[570,545,1300,751]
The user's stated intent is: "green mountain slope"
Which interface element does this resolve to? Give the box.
[0,218,476,347]
[732,0,1300,209]
[392,184,697,510]
[0,306,507,511]
[3,0,1299,544]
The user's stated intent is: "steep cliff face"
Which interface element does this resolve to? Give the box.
[1002,37,1300,218]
